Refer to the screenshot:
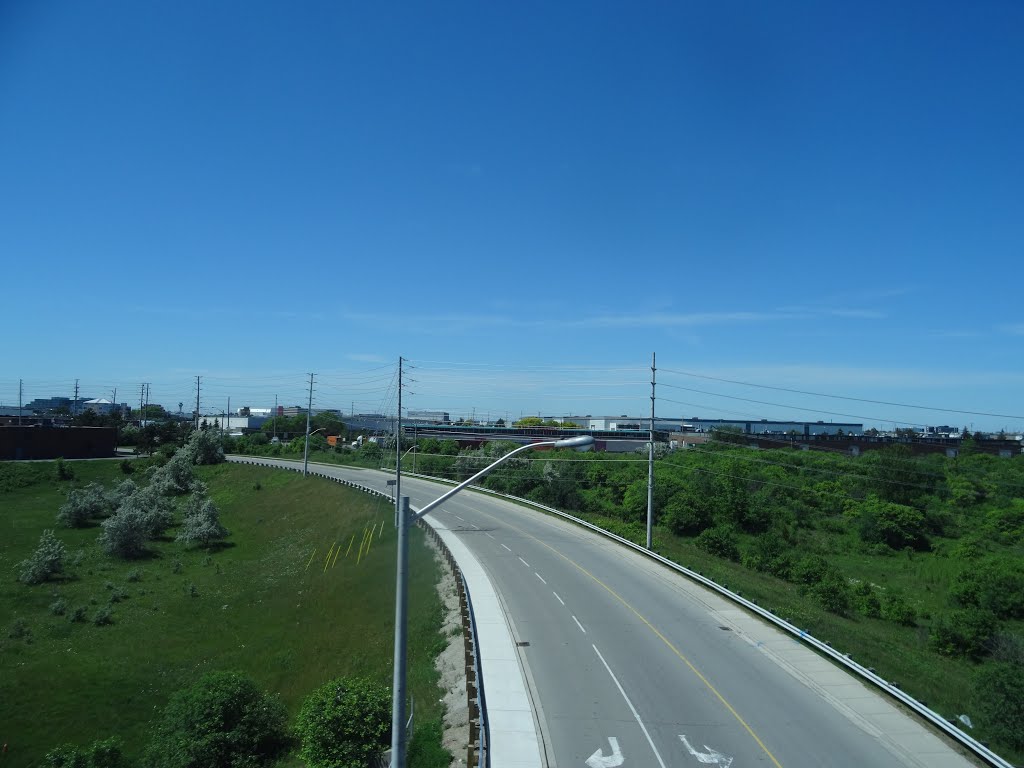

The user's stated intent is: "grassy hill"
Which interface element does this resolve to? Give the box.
[0,460,447,767]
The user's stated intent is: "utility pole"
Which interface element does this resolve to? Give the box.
[395,357,403,527]
[647,352,656,550]
[273,394,278,440]
[18,379,23,425]
[139,383,146,427]
[111,387,117,418]
[302,373,315,477]
[195,376,201,431]
[73,378,80,417]
[226,397,230,436]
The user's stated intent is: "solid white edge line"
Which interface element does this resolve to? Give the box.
[535,572,547,584]
[518,556,531,568]
[593,644,668,768]
[572,615,587,634]
[553,592,565,605]
[501,543,512,552]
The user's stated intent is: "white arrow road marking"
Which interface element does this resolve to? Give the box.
[593,645,668,768]
[585,736,624,768]
[679,735,733,766]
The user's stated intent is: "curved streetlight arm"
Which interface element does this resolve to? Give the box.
[410,435,593,523]
[391,433,594,768]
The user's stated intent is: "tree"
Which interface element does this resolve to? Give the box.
[177,495,229,548]
[146,671,288,768]
[295,677,391,768]
[664,491,715,536]
[18,529,67,585]
[149,454,198,496]
[99,487,174,559]
[973,662,1024,752]
[856,495,929,550]
[513,416,545,427]
[182,428,225,465]
[57,483,112,528]
[98,509,148,559]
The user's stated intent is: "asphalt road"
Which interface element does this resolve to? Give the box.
[232,458,978,768]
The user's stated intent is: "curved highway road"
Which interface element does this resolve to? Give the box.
[234,458,978,768]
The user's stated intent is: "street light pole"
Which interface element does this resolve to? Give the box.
[303,427,325,477]
[389,435,594,767]
[302,373,314,477]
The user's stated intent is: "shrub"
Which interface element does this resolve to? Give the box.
[663,493,714,536]
[126,569,142,583]
[145,671,288,768]
[694,525,741,562]
[69,606,87,623]
[950,556,1024,619]
[792,554,829,585]
[8,617,31,640]
[149,454,198,496]
[856,495,929,550]
[45,736,127,768]
[741,530,793,579]
[55,458,75,481]
[119,459,135,475]
[181,429,226,466]
[98,510,149,560]
[92,606,113,626]
[929,608,997,659]
[812,572,852,616]
[57,483,112,528]
[296,676,391,768]
[107,479,139,509]
[50,598,68,616]
[851,582,881,618]
[100,488,175,558]
[177,494,230,548]
[880,591,916,626]
[18,529,67,585]
[973,662,1024,752]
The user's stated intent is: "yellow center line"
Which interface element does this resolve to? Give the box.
[482,510,784,768]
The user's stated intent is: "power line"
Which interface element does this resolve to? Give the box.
[660,367,1024,421]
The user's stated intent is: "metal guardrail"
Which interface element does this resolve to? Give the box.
[227,457,489,768]
[393,469,1014,768]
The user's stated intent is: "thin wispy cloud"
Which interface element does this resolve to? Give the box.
[999,324,1024,336]
[346,353,387,363]
[568,312,774,329]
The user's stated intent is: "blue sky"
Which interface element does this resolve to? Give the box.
[2,1,1022,431]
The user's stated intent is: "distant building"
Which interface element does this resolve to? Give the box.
[83,398,128,415]
[407,410,450,423]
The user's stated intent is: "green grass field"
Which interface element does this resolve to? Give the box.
[0,460,449,768]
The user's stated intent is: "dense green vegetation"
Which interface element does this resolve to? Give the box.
[0,457,449,768]
[255,433,1024,761]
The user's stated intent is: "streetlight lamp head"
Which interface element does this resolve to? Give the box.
[553,435,595,451]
